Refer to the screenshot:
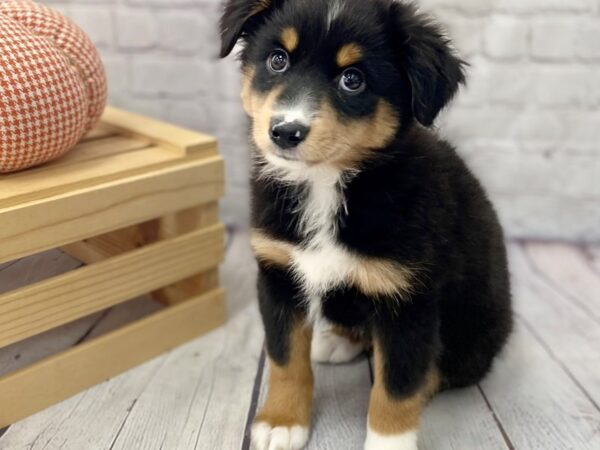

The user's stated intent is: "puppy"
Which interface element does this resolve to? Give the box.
[220,1,512,449]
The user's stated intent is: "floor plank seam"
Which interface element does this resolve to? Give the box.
[107,356,171,450]
[516,315,600,413]
[476,384,515,450]
[74,308,112,345]
[241,344,266,450]
[520,245,600,326]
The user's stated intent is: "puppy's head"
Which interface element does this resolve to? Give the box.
[220,0,466,171]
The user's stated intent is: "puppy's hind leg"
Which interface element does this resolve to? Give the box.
[311,319,365,364]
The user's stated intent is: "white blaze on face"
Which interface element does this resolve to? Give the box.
[273,91,316,127]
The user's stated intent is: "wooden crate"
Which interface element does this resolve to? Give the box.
[0,107,226,427]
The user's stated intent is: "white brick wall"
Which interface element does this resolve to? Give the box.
[42,0,600,242]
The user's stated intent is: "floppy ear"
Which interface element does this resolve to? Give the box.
[220,0,280,58]
[390,2,466,126]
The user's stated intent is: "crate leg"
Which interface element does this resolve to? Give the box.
[150,203,221,306]
[61,202,222,306]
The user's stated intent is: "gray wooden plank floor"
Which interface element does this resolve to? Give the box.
[0,233,599,450]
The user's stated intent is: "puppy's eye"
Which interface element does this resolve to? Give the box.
[267,50,290,73]
[339,68,366,94]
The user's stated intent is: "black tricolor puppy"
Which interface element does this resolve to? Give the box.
[220,1,512,449]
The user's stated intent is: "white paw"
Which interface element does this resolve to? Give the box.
[251,422,309,450]
[364,427,417,450]
[311,324,363,364]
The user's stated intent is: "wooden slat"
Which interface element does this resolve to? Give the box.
[0,146,177,207]
[0,224,224,348]
[81,123,117,142]
[0,288,226,428]
[45,135,150,169]
[101,107,217,158]
[0,156,225,264]
[0,230,257,449]
[63,203,221,265]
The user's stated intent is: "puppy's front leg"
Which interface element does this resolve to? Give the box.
[366,299,440,450]
[252,266,313,450]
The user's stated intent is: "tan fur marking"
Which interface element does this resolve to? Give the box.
[336,43,363,67]
[252,85,285,153]
[281,27,299,53]
[255,321,314,427]
[250,229,294,267]
[301,100,400,170]
[368,340,441,435]
[350,256,416,298]
[249,231,416,297]
[240,66,256,116]
[250,0,271,16]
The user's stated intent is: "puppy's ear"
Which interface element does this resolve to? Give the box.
[220,0,280,58]
[390,2,466,126]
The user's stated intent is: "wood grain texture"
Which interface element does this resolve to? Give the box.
[0,225,225,347]
[0,157,224,264]
[420,387,510,450]
[2,237,600,449]
[0,229,264,450]
[0,288,226,428]
[101,107,217,158]
[524,241,600,322]
[0,298,166,450]
[480,323,600,450]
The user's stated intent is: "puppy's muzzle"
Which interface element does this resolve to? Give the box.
[269,119,310,149]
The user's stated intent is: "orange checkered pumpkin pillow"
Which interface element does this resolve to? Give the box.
[0,0,107,173]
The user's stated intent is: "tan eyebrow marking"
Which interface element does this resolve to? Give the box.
[336,43,363,67]
[250,0,271,16]
[281,27,299,53]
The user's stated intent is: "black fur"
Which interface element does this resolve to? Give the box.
[221,0,512,401]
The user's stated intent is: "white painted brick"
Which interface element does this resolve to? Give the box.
[494,195,600,241]
[130,57,212,96]
[442,15,483,57]
[485,65,532,105]
[158,12,215,54]
[483,16,527,59]
[531,18,579,61]
[533,67,594,108]
[465,152,600,198]
[439,106,520,141]
[164,100,210,130]
[511,110,566,142]
[419,0,495,15]
[577,19,600,60]
[115,9,157,50]
[101,54,129,98]
[55,0,600,240]
[494,0,594,14]
[69,6,113,48]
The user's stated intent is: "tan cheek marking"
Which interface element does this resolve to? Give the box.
[281,27,299,53]
[255,322,314,427]
[336,43,363,67]
[252,85,284,155]
[368,340,440,435]
[302,100,399,170]
[240,66,256,115]
[250,229,294,267]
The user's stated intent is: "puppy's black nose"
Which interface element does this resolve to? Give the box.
[269,120,309,149]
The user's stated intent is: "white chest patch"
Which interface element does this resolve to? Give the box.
[260,155,358,322]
